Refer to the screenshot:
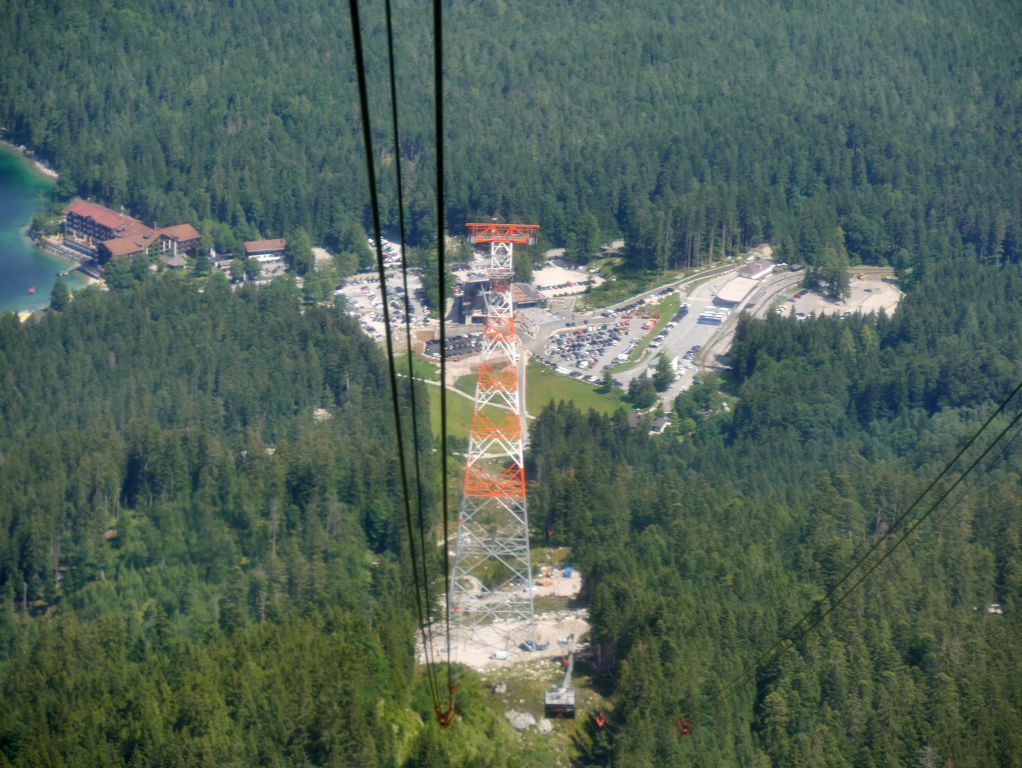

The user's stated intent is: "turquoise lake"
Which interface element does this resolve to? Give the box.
[0,145,86,313]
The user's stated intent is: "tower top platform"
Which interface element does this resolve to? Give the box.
[466,223,540,245]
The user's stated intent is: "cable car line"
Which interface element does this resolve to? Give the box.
[884,413,1022,584]
[334,0,1022,748]
[895,415,1021,572]
[349,0,1022,742]
[675,384,1022,745]
[715,376,1022,705]
[602,386,1022,746]
[432,0,457,722]
[346,0,442,711]
[381,0,444,712]
[810,404,1022,623]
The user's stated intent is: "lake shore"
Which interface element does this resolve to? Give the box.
[33,233,102,285]
[0,138,59,180]
[0,143,92,313]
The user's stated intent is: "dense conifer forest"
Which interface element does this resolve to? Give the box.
[0,276,441,764]
[529,257,1022,765]
[2,0,1022,765]
[3,264,1020,766]
[2,0,1021,270]
[0,275,560,766]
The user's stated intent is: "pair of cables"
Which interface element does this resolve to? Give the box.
[593,377,1022,751]
[715,375,1022,705]
[346,0,454,726]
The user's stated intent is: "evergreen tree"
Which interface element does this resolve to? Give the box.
[286,230,314,276]
[243,257,262,281]
[49,277,69,311]
[652,353,674,392]
[627,376,657,408]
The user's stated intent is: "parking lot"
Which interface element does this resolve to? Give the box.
[340,247,763,407]
[537,318,636,383]
[336,248,429,341]
[568,271,740,400]
[626,276,741,397]
[424,332,483,359]
[778,274,902,320]
[531,261,605,298]
[532,289,693,382]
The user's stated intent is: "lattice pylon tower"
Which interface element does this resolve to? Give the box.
[450,223,540,630]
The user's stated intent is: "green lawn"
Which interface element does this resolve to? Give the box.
[400,355,440,381]
[426,382,475,441]
[526,358,628,417]
[433,359,626,429]
[454,372,476,396]
[427,337,631,437]
[426,379,522,442]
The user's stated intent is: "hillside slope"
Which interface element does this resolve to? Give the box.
[1,0,1019,269]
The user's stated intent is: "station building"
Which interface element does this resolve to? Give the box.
[713,276,759,307]
[450,274,489,325]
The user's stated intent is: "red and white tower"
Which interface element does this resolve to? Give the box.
[450,223,540,628]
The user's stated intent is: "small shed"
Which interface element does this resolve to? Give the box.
[244,238,288,263]
[650,416,671,435]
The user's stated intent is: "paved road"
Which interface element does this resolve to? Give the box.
[614,271,736,391]
[417,263,831,420]
[520,348,530,447]
[696,272,803,370]
[526,266,805,409]
[519,262,739,358]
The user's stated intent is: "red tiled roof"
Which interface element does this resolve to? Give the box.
[101,237,148,257]
[158,223,200,241]
[123,221,156,240]
[64,198,148,233]
[244,238,287,254]
[66,198,203,257]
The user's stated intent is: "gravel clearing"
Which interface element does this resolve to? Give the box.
[419,570,590,672]
[785,274,901,318]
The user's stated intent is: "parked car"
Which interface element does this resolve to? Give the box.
[520,640,550,652]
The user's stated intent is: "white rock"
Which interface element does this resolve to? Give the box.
[536,718,553,735]
[505,710,536,731]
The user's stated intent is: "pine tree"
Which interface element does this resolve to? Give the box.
[652,352,675,392]
[49,277,70,310]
